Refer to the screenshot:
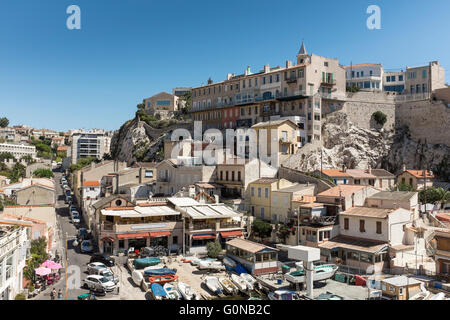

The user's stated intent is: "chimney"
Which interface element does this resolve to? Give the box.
[402,164,406,172]
[286,60,292,68]
[227,73,233,80]
[264,64,270,73]
[341,165,346,173]
[214,194,219,204]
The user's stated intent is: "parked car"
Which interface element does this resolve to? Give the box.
[77,228,90,241]
[83,275,116,292]
[87,262,108,273]
[71,211,80,224]
[90,253,115,267]
[80,240,93,253]
[65,195,72,204]
[89,266,119,284]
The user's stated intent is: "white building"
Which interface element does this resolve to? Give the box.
[383,71,406,93]
[71,130,111,164]
[81,180,101,201]
[0,143,37,160]
[344,63,384,91]
[0,223,31,300]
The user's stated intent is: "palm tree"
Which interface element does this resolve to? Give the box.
[435,187,450,207]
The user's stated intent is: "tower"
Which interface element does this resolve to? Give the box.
[296,41,310,65]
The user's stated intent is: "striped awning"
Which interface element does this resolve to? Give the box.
[117,232,149,240]
[220,231,242,238]
[192,234,216,240]
[149,231,171,238]
[101,237,115,242]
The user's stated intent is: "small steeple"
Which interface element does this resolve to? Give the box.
[298,41,307,56]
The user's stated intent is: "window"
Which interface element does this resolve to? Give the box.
[226,171,229,181]
[344,218,349,230]
[376,221,382,234]
[258,187,261,197]
[232,171,235,181]
[145,170,153,178]
[251,187,254,197]
[422,70,427,78]
[276,74,280,82]
[260,207,265,219]
[238,171,241,181]
[360,220,365,233]
[264,188,268,198]
[399,75,404,81]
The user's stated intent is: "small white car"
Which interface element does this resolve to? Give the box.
[71,211,80,224]
[83,275,116,292]
[87,262,108,274]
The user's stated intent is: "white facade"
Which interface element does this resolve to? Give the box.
[345,64,384,91]
[82,185,101,200]
[0,227,30,300]
[0,143,36,160]
[71,130,111,164]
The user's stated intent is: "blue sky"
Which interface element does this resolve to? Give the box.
[0,0,449,131]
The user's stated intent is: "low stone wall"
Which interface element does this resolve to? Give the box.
[277,166,334,194]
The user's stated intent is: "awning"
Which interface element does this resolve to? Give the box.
[192,234,216,240]
[101,237,115,242]
[149,231,171,238]
[220,231,242,238]
[117,232,149,240]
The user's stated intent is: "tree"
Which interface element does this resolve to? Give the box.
[276,224,291,244]
[8,162,26,183]
[372,111,387,126]
[182,91,192,114]
[252,219,272,240]
[419,187,450,205]
[24,237,49,283]
[389,182,415,192]
[0,152,15,162]
[33,168,54,178]
[0,117,9,128]
[206,241,222,258]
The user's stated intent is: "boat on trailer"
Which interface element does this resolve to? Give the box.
[163,283,182,300]
[204,276,224,295]
[240,273,257,290]
[219,276,238,295]
[285,262,338,284]
[230,273,247,292]
[177,282,201,300]
[151,283,168,300]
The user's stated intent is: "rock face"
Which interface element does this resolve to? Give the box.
[283,111,450,179]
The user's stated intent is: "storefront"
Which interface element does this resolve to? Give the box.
[219,230,243,247]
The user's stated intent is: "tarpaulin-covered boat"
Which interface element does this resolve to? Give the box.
[133,257,161,269]
[144,268,176,276]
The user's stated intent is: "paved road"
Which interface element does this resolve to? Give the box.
[34,170,95,300]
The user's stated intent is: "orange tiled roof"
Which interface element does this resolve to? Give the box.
[317,185,367,198]
[83,180,100,187]
[403,170,435,179]
[320,169,351,178]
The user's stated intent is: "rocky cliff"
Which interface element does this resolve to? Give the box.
[282,111,450,180]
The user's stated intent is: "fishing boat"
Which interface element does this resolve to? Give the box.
[223,257,237,269]
[163,283,182,300]
[230,273,247,292]
[204,276,224,295]
[240,273,257,291]
[285,263,338,284]
[198,260,225,271]
[268,290,301,301]
[131,270,144,287]
[134,257,161,270]
[177,282,200,300]
[429,292,446,300]
[144,268,176,276]
[219,276,238,295]
[149,274,178,284]
[410,291,431,300]
[151,283,168,300]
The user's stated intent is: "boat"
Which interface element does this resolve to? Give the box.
[268,290,301,301]
[177,282,201,300]
[230,273,247,292]
[204,276,224,295]
[134,257,161,270]
[163,283,182,300]
[149,274,178,284]
[285,263,338,284]
[223,257,237,269]
[198,260,225,271]
[131,270,144,287]
[240,273,257,291]
[248,297,262,300]
[151,283,168,300]
[410,291,431,300]
[144,268,176,276]
[219,276,238,295]
[429,292,446,300]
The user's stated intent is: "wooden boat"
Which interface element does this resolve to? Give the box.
[177,282,200,300]
[198,260,225,271]
[151,283,167,300]
[131,270,144,287]
[204,276,224,295]
[163,283,182,300]
[144,268,176,276]
[149,274,178,284]
[230,273,247,292]
[268,290,301,300]
[285,263,338,284]
[219,276,238,295]
[240,273,257,291]
[223,257,237,269]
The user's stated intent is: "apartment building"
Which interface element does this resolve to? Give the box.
[433,228,450,277]
[143,92,184,119]
[172,87,192,97]
[316,168,395,190]
[0,223,30,300]
[0,143,36,160]
[384,71,406,93]
[365,191,419,219]
[316,185,380,212]
[190,42,346,143]
[319,206,412,274]
[404,61,446,95]
[344,63,384,91]
[0,128,17,142]
[71,130,111,164]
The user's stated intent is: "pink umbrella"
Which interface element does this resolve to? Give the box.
[35,267,51,276]
[41,260,62,270]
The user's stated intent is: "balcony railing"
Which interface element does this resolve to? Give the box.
[192,223,216,231]
[157,177,170,182]
[219,221,242,229]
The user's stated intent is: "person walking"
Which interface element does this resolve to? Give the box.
[57,289,63,300]
[50,288,56,300]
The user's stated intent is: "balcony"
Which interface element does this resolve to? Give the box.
[100,221,181,233]
[286,76,298,84]
[157,177,170,183]
[279,137,294,144]
[219,221,242,229]
[192,223,216,231]
[321,79,336,86]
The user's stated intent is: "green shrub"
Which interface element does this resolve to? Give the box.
[206,241,222,258]
[15,293,26,300]
[372,111,387,126]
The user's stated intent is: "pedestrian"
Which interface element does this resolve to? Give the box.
[116,280,120,295]
[58,289,63,300]
[50,288,56,300]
